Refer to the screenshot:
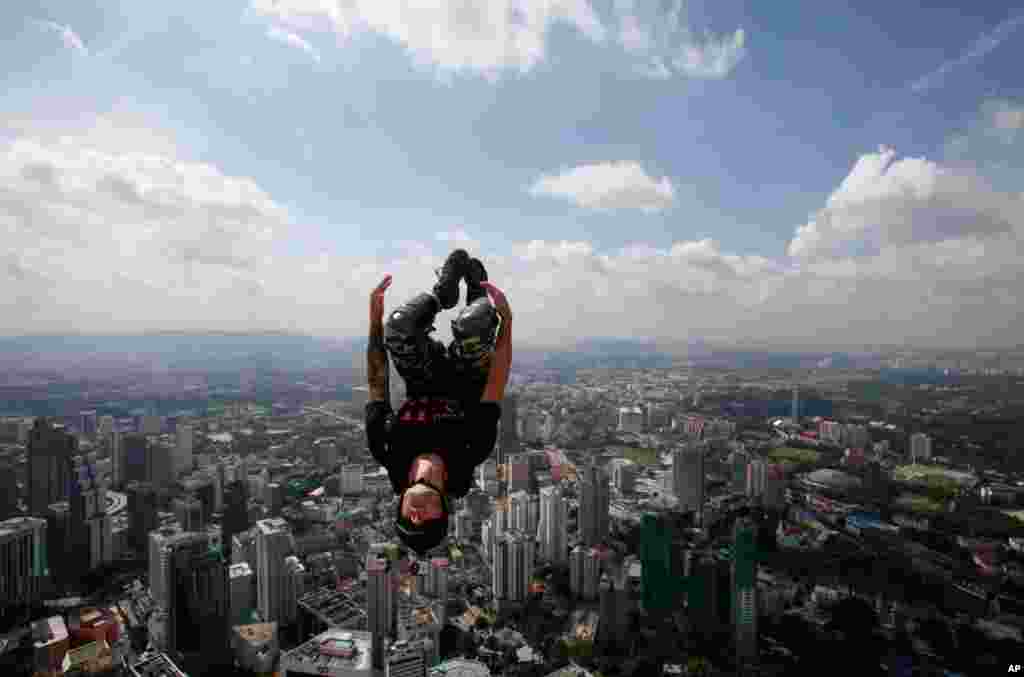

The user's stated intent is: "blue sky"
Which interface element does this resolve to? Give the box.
[1,1,1023,349]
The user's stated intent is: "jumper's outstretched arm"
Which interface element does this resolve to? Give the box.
[368,274,393,403]
[480,280,512,403]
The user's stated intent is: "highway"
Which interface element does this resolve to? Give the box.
[303,405,363,428]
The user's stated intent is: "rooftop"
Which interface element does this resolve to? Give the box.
[281,629,372,673]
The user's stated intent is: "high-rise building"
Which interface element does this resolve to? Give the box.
[0,516,48,611]
[141,414,162,437]
[121,434,148,485]
[315,441,339,471]
[256,518,297,625]
[610,459,637,495]
[845,424,870,450]
[28,420,76,515]
[673,443,705,517]
[126,481,159,554]
[569,545,585,599]
[507,490,538,535]
[45,502,75,588]
[150,526,186,609]
[732,517,758,666]
[422,558,449,622]
[106,430,123,487]
[173,495,204,532]
[910,433,932,463]
[746,459,767,499]
[539,485,567,564]
[491,531,533,602]
[640,513,677,614]
[505,454,530,493]
[174,424,193,477]
[146,437,173,487]
[97,415,115,438]
[171,537,230,663]
[341,464,364,495]
[500,394,519,461]
[578,461,609,546]
[387,638,429,677]
[80,410,98,437]
[818,420,843,444]
[617,407,644,434]
[0,459,17,519]
[67,451,113,571]
[791,388,799,422]
[730,449,750,493]
[229,562,256,626]
[367,555,394,671]
[222,480,249,561]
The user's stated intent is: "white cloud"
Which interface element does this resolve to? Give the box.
[787,146,1021,260]
[249,0,744,80]
[31,19,88,55]
[266,25,321,62]
[529,161,676,212]
[4,114,1024,350]
[615,0,746,79]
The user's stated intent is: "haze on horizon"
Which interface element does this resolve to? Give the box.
[2,2,1023,352]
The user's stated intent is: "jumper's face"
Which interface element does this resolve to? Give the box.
[401,482,444,525]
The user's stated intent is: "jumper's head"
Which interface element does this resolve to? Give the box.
[395,479,450,556]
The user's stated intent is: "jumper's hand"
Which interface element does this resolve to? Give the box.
[479,281,511,324]
[369,274,393,327]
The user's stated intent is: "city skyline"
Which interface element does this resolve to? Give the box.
[1,3,1023,348]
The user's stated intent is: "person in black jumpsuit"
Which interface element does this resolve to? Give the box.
[365,249,513,556]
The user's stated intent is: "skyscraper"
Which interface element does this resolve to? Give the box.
[578,461,610,547]
[492,531,533,602]
[121,435,149,485]
[910,433,932,463]
[367,554,394,671]
[732,517,758,666]
[569,545,585,599]
[746,459,767,499]
[673,443,705,517]
[173,495,204,532]
[126,481,159,554]
[640,513,676,614]
[791,387,800,422]
[0,459,18,519]
[539,485,567,564]
[256,518,296,625]
[0,516,48,613]
[222,480,249,561]
[28,420,76,516]
[174,424,193,477]
[730,449,750,493]
[500,394,519,462]
[171,536,230,664]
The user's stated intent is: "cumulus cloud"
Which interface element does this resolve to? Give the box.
[787,146,1021,260]
[266,25,321,62]
[31,19,88,55]
[249,0,744,80]
[529,161,675,212]
[3,111,1024,350]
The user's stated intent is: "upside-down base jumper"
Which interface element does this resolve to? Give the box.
[365,249,512,557]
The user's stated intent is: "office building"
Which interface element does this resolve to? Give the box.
[569,545,585,599]
[147,438,173,487]
[222,480,249,561]
[508,490,538,535]
[505,454,530,493]
[578,461,609,546]
[791,388,799,422]
[764,463,786,510]
[170,538,230,662]
[126,481,159,553]
[673,443,705,517]
[730,449,750,493]
[121,434,149,484]
[0,516,48,610]
[28,420,76,515]
[280,628,373,677]
[910,433,932,463]
[141,414,162,436]
[732,517,758,665]
[256,518,298,625]
[174,424,193,476]
[229,561,256,625]
[539,485,567,564]
[492,531,533,602]
[97,415,115,438]
[125,651,188,677]
[818,420,843,444]
[149,526,187,609]
[173,495,204,532]
[315,440,339,470]
[640,513,676,614]
[422,558,449,620]
[500,394,520,462]
[846,424,871,450]
[617,407,644,434]
[80,410,98,437]
[746,459,767,499]
[611,458,637,494]
[0,459,16,519]
[367,555,394,670]
[46,502,75,588]
[341,464,364,495]
[387,638,429,677]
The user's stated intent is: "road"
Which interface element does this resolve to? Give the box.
[304,406,363,428]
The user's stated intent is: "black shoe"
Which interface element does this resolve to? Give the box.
[433,249,470,310]
[465,257,488,304]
